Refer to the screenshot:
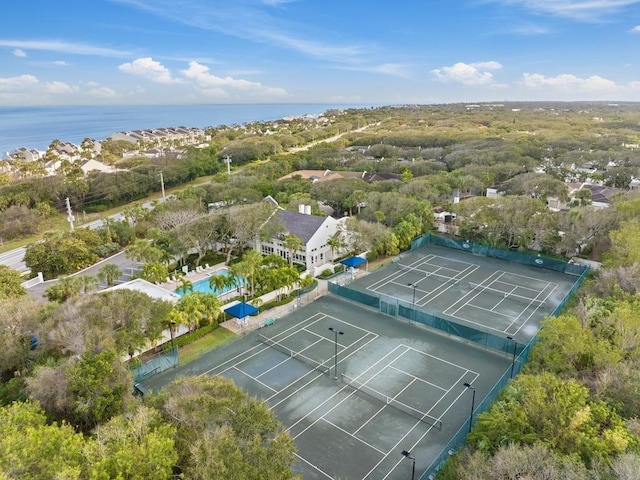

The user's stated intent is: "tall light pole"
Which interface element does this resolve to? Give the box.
[328,327,344,380]
[463,382,476,434]
[159,171,166,201]
[407,283,418,324]
[401,450,416,480]
[507,336,518,378]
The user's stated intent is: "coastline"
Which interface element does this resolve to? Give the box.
[0,103,371,155]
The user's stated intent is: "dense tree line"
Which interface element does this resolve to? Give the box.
[437,215,640,478]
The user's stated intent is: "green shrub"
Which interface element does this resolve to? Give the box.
[318,269,334,279]
[171,323,218,349]
[334,264,345,273]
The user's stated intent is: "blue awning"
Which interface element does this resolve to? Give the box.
[340,256,367,268]
[224,301,259,319]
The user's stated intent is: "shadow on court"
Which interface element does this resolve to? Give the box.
[142,295,511,480]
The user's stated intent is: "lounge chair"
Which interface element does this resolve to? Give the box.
[205,263,211,270]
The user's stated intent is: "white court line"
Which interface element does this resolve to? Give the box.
[511,284,559,334]
[388,365,447,391]
[294,453,334,480]
[402,344,480,376]
[322,417,387,455]
[289,345,410,435]
[268,332,379,405]
[488,284,519,312]
[499,269,561,285]
[419,264,479,307]
[445,270,507,317]
[387,263,478,308]
[380,370,480,480]
[255,336,327,380]
[363,358,477,479]
[231,366,277,392]
[200,312,328,376]
[366,254,437,291]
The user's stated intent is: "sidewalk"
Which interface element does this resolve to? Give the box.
[220,279,328,335]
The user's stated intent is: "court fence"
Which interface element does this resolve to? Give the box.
[411,233,588,277]
[130,346,179,383]
[327,236,591,479]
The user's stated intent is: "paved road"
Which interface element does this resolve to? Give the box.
[0,247,27,274]
[2,196,169,274]
[26,250,141,301]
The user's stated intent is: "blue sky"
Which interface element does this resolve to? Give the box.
[1,0,639,105]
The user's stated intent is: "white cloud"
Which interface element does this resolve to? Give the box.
[431,62,502,85]
[88,86,117,98]
[181,61,287,97]
[489,0,640,22]
[53,60,69,66]
[334,63,410,78]
[630,25,640,33]
[118,57,181,84]
[0,39,131,57]
[44,81,79,94]
[111,0,368,63]
[0,74,38,89]
[13,48,26,57]
[521,73,617,91]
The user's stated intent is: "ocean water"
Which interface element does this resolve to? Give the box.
[0,103,368,155]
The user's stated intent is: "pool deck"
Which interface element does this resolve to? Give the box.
[158,262,329,336]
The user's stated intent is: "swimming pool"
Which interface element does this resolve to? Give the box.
[175,268,244,297]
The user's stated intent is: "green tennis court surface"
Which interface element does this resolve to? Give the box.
[141,245,581,478]
[142,295,511,479]
[356,245,577,342]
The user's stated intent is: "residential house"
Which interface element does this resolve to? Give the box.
[278,169,401,184]
[255,204,343,275]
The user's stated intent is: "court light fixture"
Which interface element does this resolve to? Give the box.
[507,336,518,379]
[328,327,344,380]
[463,382,476,434]
[401,450,416,480]
[408,283,417,324]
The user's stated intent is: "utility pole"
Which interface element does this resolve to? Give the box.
[159,171,166,201]
[65,197,75,231]
[223,155,232,175]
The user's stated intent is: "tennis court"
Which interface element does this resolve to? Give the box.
[152,295,511,479]
[358,245,576,342]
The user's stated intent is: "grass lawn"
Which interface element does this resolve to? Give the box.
[178,326,237,365]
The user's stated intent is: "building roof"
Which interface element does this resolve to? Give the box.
[278,169,400,184]
[275,210,327,244]
[580,184,626,205]
[103,278,181,304]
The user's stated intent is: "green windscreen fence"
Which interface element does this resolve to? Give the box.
[328,235,591,480]
[411,233,589,277]
[130,346,178,383]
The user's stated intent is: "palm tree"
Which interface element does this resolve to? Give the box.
[98,263,122,287]
[327,235,342,263]
[283,234,303,268]
[229,261,252,297]
[243,249,263,297]
[176,277,193,296]
[77,274,99,294]
[166,309,188,347]
[141,262,169,284]
[208,274,227,295]
[223,273,238,295]
[125,239,153,266]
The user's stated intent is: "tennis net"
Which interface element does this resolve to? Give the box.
[469,282,546,308]
[341,373,443,429]
[258,334,330,375]
[397,264,460,285]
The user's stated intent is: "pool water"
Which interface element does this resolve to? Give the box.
[175,268,245,296]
